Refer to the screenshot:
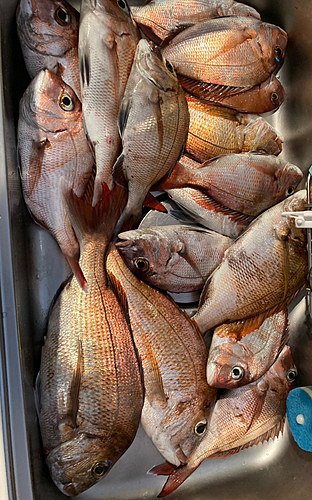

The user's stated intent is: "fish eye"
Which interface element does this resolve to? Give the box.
[271,92,279,104]
[274,46,283,62]
[117,0,128,11]
[59,94,74,111]
[165,60,174,74]
[286,368,298,382]
[133,257,150,272]
[54,7,70,26]
[91,461,111,478]
[194,419,207,436]
[286,186,295,196]
[230,366,244,381]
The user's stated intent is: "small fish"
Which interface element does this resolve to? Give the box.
[16,0,81,99]
[207,309,289,389]
[131,0,260,43]
[106,246,217,466]
[185,96,283,163]
[37,183,143,497]
[161,17,287,95]
[151,345,297,497]
[18,69,94,287]
[116,225,233,293]
[158,153,303,216]
[167,187,254,239]
[180,74,285,114]
[193,191,308,334]
[79,0,140,205]
[113,39,189,234]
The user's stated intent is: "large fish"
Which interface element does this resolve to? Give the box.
[207,309,289,389]
[167,187,254,239]
[180,74,285,114]
[131,0,260,43]
[161,17,288,94]
[16,0,81,99]
[158,153,303,216]
[18,69,94,288]
[36,184,143,497]
[193,190,308,334]
[185,96,283,162]
[79,0,140,205]
[116,225,233,293]
[113,39,189,234]
[106,246,217,466]
[150,345,297,497]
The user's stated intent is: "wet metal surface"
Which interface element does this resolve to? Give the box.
[0,0,312,499]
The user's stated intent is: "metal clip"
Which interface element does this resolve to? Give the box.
[281,211,312,228]
[282,168,312,318]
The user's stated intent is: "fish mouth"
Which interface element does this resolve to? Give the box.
[206,360,222,387]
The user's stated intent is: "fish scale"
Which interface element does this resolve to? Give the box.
[18,70,94,277]
[37,186,143,497]
[131,0,260,42]
[194,191,308,334]
[106,246,217,467]
[161,16,287,90]
[79,0,140,205]
[153,346,297,497]
[117,225,233,293]
[17,0,81,98]
[185,96,282,162]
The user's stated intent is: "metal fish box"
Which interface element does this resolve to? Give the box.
[0,0,312,498]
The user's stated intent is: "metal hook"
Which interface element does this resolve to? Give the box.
[306,168,312,318]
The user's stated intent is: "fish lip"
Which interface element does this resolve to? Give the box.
[115,239,132,248]
[206,360,222,387]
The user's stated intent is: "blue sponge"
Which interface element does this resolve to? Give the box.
[287,387,312,452]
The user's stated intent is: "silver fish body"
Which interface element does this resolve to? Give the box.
[117,225,233,293]
[79,0,140,205]
[167,187,254,239]
[193,190,308,334]
[18,70,94,266]
[37,185,143,497]
[113,38,189,233]
[207,310,289,388]
[17,0,81,98]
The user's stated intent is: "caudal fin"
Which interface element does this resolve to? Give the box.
[151,462,197,497]
[61,177,127,246]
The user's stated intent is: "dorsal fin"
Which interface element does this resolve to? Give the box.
[209,417,286,459]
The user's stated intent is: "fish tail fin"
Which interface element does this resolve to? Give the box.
[157,161,190,191]
[143,192,167,212]
[152,463,197,497]
[60,177,127,244]
[113,206,142,239]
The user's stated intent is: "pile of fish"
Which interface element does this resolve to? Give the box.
[16,0,307,497]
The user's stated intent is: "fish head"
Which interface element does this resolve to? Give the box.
[243,115,283,155]
[46,433,121,496]
[224,2,261,20]
[135,39,179,92]
[206,335,251,389]
[116,229,171,278]
[265,345,297,396]
[17,0,79,55]
[282,190,307,243]
[83,0,137,33]
[22,69,81,133]
[260,76,285,111]
[259,22,288,74]
[275,161,303,199]
[150,391,216,466]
